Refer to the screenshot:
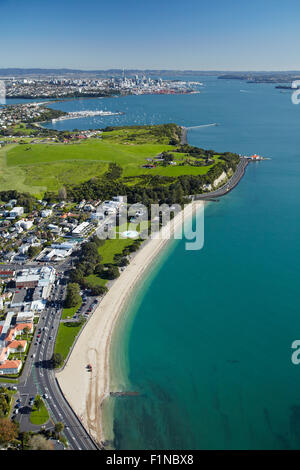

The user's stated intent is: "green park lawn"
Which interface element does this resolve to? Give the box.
[30,399,50,425]
[84,274,108,287]
[61,300,82,320]
[54,321,84,361]
[98,237,134,264]
[83,231,137,287]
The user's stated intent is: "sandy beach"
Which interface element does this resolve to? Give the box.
[56,201,203,446]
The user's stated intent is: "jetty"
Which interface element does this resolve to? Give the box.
[110,391,140,397]
[181,124,218,145]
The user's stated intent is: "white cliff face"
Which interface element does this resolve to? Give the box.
[213,171,227,188]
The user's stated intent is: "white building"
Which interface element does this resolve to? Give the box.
[16,312,34,324]
[41,209,52,218]
[21,220,34,230]
[10,207,24,218]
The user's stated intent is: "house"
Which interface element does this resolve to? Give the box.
[0,321,33,374]
[0,360,22,375]
[41,209,52,218]
[10,207,24,219]
[21,220,34,230]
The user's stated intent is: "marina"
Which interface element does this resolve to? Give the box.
[51,110,124,122]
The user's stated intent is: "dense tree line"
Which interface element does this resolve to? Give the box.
[64,283,82,308]
[66,155,237,206]
[68,236,108,295]
[0,389,10,418]
[0,190,37,213]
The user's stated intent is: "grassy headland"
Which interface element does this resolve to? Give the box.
[0,123,239,199]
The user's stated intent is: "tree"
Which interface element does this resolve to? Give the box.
[23,326,30,340]
[103,265,120,280]
[65,283,81,308]
[88,285,108,296]
[51,353,63,369]
[0,395,9,418]
[0,418,18,446]
[34,395,43,412]
[28,434,54,450]
[54,422,64,438]
[28,245,41,259]
[94,263,104,276]
[17,344,23,360]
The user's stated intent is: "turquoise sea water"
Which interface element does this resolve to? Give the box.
[29,79,300,448]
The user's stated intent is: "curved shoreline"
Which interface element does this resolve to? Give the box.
[56,202,201,445]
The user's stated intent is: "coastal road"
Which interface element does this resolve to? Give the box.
[191,157,249,200]
[9,281,99,450]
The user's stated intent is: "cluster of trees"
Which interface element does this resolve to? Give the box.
[27,245,42,259]
[65,283,82,308]
[0,190,37,213]
[68,236,108,295]
[0,416,65,449]
[0,389,10,417]
[95,263,120,280]
[51,352,64,369]
[68,235,143,295]
[176,144,216,159]
[0,418,19,448]
[105,162,123,180]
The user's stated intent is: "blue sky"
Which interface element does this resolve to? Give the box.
[1,0,300,70]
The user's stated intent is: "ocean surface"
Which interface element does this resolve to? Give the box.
[11,78,300,449]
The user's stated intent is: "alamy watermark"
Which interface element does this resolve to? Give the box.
[291,340,300,364]
[291,80,300,105]
[94,198,205,251]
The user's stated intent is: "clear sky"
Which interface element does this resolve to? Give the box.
[1,0,300,70]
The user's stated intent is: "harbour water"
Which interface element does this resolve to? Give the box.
[14,77,300,448]
[106,78,300,449]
